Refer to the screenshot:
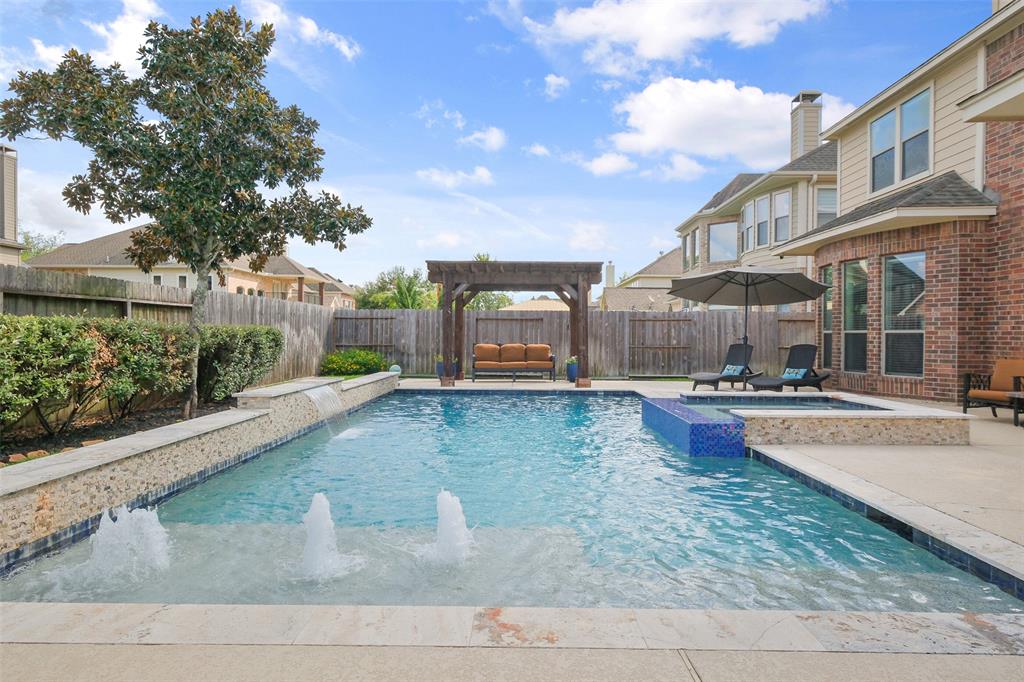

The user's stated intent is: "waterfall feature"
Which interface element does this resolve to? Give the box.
[423,489,474,564]
[305,385,344,420]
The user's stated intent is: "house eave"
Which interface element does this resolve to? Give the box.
[958,69,1024,122]
[773,205,998,256]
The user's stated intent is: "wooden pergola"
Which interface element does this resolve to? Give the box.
[426,261,603,387]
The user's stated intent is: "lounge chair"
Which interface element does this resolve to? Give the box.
[690,343,761,390]
[962,358,1024,425]
[748,344,831,392]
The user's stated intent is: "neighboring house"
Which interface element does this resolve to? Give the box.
[675,91,837,309]
[599,255,681,311]
[500,296,569,312]
[308,267,357,309]
[775,0,1023,401]
[27,225,340,306]
[0,145,25,265]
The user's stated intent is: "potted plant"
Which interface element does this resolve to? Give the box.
[566,355,579,383]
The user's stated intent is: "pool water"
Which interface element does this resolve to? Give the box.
[2,392,1018,612]
[681,396,880,421]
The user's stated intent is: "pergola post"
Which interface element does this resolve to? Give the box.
[576,273,591,387]
[441,274,455,386]
[454,289,467,380]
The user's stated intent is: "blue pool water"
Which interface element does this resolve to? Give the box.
[2,392,1019,612]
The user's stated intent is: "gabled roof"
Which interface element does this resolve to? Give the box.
[308,267,356,295]
[701,174,762,211]
[630,246,683,278]
[500,297,569,312]
[601,287,676,312]
[775,142,837,173]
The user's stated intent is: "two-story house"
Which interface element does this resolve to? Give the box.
[674,91,838,309]
[776,0,1023,401]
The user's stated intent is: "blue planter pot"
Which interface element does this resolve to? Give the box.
[566,363,578,382]
[436,361,460,378]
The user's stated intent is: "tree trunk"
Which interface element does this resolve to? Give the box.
[184,263,211,419]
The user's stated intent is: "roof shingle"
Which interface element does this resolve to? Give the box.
[601,287,676,311]
[631,246,683,278]
[775,142,837,173]
[701,173,762,211]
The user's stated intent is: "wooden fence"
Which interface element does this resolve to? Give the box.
[333,309,816,377]
[0,264,332,385]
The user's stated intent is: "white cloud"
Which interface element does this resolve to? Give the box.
[611,77,854,171]
[294,14,360,60]
[544,73,570,99]
[524,0,828,77]
[444,109,466,130]
[659,154,706,181]
[81,0,164,77]
[458,126,507,152]
[416,231,466,249]
[821,93,857,129]
[30,38,69,69]
[524,143,551,157]
[579,152,636,176]
[415,99,466,130]
[568,221,612,252]
[416,166,495,189]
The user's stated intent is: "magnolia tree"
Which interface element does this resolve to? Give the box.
[1,8,372,417]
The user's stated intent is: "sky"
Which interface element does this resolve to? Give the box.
[0,0,991,296]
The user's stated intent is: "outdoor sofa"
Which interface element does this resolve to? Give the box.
[690,343,761,390]
[962,358,1024,426]
[748,344,831,392]
[472,343,556,382]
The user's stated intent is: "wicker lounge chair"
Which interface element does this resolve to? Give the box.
[690,343,761,390]
[962,358,1024,425]
[749,344,831,392]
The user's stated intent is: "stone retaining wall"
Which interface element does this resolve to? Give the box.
[0,372,398,571]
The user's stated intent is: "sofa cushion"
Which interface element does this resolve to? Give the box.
[990,358,1024,392]
[500,343,527,363]
[968,389,1011,403]
[526,360,554,369]
[474,361,504,369]
[526,344,552,361]
[474,344,500,362]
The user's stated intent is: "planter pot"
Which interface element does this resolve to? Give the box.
[566,363,578,383]
[436,361,461,379]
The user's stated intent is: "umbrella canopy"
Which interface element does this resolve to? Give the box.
[669,267,829,345]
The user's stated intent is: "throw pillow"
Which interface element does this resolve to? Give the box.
[782,367,807,379]
[722,364,743,377]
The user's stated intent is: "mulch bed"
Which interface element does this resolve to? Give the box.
[2,403,230,464]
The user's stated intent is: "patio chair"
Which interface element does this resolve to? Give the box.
[962,358,1024,425]
[690,343,761,391]
[748,344,831,392]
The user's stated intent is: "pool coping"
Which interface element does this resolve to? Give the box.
[0,602,1020,654]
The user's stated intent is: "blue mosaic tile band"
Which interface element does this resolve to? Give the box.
[0,393,392,576]
[397,388,639,397]
[641,398,745,457]
[748,448,1024,602]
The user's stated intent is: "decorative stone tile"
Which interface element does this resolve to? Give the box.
[0,602,163,644]
[127,604,315,645]
[469,607,646,648]
[634,609,824,651]
[293,605,475,646]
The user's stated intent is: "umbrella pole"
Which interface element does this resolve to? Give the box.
[742,285,749,346]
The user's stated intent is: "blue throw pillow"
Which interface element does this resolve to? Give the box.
[722,364,743,377]
[782,367,807,379]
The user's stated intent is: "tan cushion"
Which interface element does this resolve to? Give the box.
[500,362,528,369]
[526,360,554,369]
[990,359,1024,392]
[968,389,1011,403]
[474,344,500,362]
[500,343,527,363]
[474,361,503,369]
[526,344,552,361]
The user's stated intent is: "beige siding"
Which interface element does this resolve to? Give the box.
[0,246,21,266]
[835,50,980,214]
[2,152,15,243]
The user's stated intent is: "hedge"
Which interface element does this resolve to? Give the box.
[320,348,386,376]
[0,316,284,435]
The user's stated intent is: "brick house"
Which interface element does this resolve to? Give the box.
[776,0,1024,401]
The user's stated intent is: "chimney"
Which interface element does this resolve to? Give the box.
[605,260,615,287]
[1,145,16,246]
[790,90,823,160]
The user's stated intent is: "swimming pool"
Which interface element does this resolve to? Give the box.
[2,392,1018,613]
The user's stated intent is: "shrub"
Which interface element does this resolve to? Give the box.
[197,325,284,402]
[321,348,386,376]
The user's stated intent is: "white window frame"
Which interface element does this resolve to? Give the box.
[754,195,770,248]
[842,259,869,374]
[815,186,838,229]
[682,233,689,268]
[867,85,934,198]
[741,202,754,253]
[691,229,700,267]
[881,252,926,378]
[178,275,188,289]
[708,220,739,262]
[772,190,791,243]
[820,265,834,370]
[152,274,162,286]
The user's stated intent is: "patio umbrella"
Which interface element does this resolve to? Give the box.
[668,267,829,345]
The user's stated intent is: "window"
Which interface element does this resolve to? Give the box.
[870,89,930,193]
[900,90,930,180]
[816,188,837,228]
[773,192,790,242]
[178,275,187,289]
[257,290,264,297]
[247,288,255,296]
[235,286,244,294]
[741,203,754,252]
[821,265,833,369]
[884,252,925,377]
[709,221,738,261]
[842,260,868,372]
[682,235,688,267]
[691,230,700,266]
[152,275,162,285]
[755,196,769,246]
[207,276,213,290]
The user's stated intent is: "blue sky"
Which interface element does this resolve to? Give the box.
[0,0,990,294]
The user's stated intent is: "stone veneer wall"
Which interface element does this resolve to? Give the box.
[0,372,398,563]
[743,415,969,446]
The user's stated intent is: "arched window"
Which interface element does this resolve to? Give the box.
[257,290,264,297]
[235,286,244,294]
[247,288,255,296]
